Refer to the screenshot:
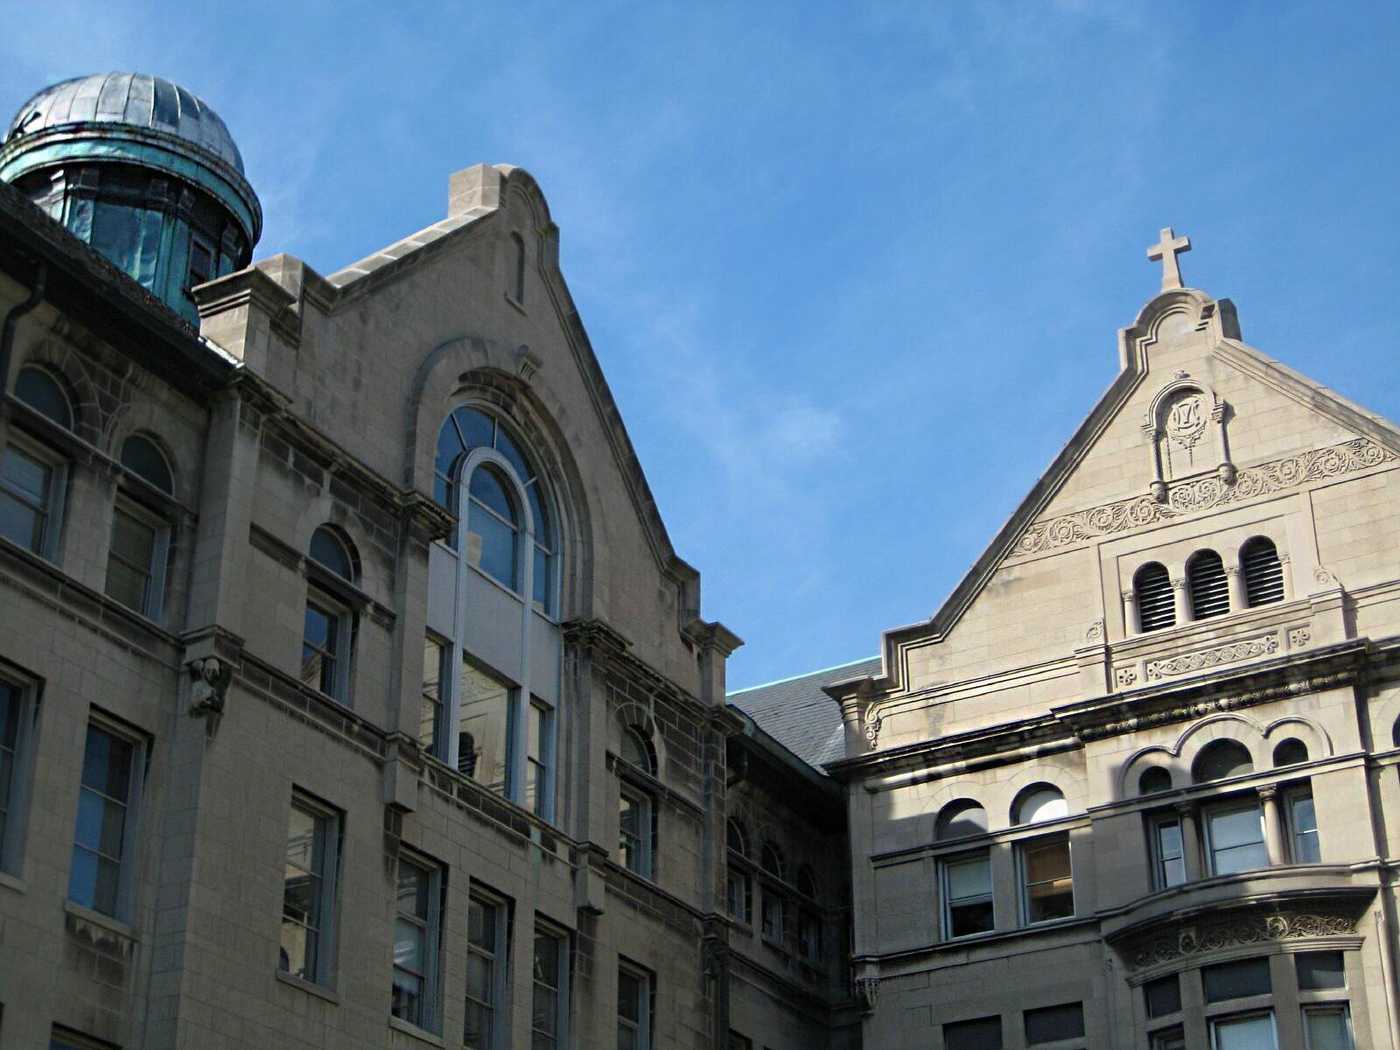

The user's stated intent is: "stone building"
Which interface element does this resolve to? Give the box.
[825,229,1400,1050]
[0,73,857,1049]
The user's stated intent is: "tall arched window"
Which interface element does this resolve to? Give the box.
[618,725,657,878]
[1188,550,1230,620]
[726,819,752,925]
[301,526,358,703]
[106,434,175,618]
[1192,740,1254,783]
[760,841,788,944]
[2,366,74,558]
[1241,537,1285,607]
[1134,562,1175,632]
[796,865,822,965]
[426,404,563,824]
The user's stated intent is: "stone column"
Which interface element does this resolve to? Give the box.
[1172,576,1192,625]
[1121,589,1140,634]
[1175,802,1204,882]
[1259,785,1286,865]
[1226,563,1247,612]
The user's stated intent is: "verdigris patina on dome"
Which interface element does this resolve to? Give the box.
[0,73,261,323]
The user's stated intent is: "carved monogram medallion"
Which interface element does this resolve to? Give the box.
[1165,393,1208,455]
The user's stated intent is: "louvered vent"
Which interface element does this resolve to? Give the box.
[1242,537,1285,606]
[1188,550,1230,620]
[1135,562,1175,632]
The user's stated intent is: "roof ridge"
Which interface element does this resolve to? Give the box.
[727,655,880,696]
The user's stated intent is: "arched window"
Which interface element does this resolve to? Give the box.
[510,231,526,304]
[433,405,557,616]
[15,366,73,430]
[796,865,822,964]
[726,819,752,925]
[618,725,657,878]
[1192,739,1254,784]
[1138,766,1172,795]
[796,866,818,900]
[759,841,788,943]
[1187,550,1229,620]
[106,435,176,618]
[1134,562,1175,632]
[1012,785,1067,826]
[620,726,656,777]
[761,842,786,880]
[1273,738,1309,767]
[120,435,173,494]
[727,818,749,856]
[2,366,74,558]
[1241,537,1285,607]
[935,799,988,840]
[301,526,358,703]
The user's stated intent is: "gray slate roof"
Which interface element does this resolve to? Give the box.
[727,656,882,771]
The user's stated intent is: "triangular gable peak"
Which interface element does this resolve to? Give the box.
[827,267,1400,764]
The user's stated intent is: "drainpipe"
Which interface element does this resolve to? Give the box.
[0,261,47,391]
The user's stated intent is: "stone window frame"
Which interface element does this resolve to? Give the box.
[759,840,789,949]
[615,724,659,881]
[0,423,69,562]
[617,958,654,1050]
[938,846,995,941]
[67,708,149,924]
[104,432,180,622]
[1283,785,1320,864]
[531,915,571,1050]
[726,817,754,928]
[1016,832,1075,927]
[105,492,172,620]
[277,788,343,991]
[1148,811,1187,891]
[391,850,446,1036]
[1200,794,1269,878]
[301,526,364,707]
[465,884,512,1050]
[0,664,40,881]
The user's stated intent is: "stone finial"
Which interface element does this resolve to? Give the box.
[1147,227,1191,291]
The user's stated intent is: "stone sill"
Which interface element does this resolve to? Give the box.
[388,1015,446,1047]
[0,869,26,895]
[64,899,139,958]
[275,969,340,1004]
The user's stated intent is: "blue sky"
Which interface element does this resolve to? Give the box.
[5,2,1399,689]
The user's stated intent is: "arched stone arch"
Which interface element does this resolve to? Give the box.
[11,339,102,443]
[611,701,667,777]
[405,336,595,615]
[289,495,386,602]
[1261,715,1331,759]
[1143,373,1234,496]
[1117,746,1185,800]
[106,405,192,505]
[998,765,1082,828]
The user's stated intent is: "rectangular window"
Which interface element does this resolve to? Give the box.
[526,698,554,820]
[1210,1012,1277,1050]
[459,660,512,794]
[279,793,340,986]
[393,856,443,1033]
[1297,952,1346,991]
[301,592,351,701]
[1024,1002,1084,1045]
[187,233,214,294]
[618,784,653,878]
[1288,791,1320,863]
[761,889,786,943]
[942,850,995,938]
[1204,957,1272,1003]
[465,892,508,1050]
[1303,1006,1352,1050]
[727,866,752,925]
[105,500,168,618]
[1021,836,1073,924]
[618,962,652,1050]
[1205,801,1268,876]
[1151,1027,1186,1050]
[799,908,822,965]
[1145,974,1182,1018]
[0,441,62,557]
[532,924,569,1050]
[69,718,144,918]
[420,636,446,757]
[1151,815,1187,889]
[0,677,35,874]
[944,1016,1003,1050]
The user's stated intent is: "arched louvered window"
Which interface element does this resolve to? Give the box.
[1134,562,1175,632]
[1241,537,1285,607]
[1187,550,1229,620]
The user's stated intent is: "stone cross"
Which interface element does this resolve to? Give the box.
[1147,226,1191,291]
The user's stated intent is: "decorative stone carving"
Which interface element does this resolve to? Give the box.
[1085,619,1105,644]
[1289,626,1312,649]
[1115,666,1137,689]
[1124,908,1358,970]
[188,656,232,717]
[863,714,883,751]
[1315,565,1342,588]
[853,975,880,1014]
[1146,634,1279,681]
[1009,437,1395,561]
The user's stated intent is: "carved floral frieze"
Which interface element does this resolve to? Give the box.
[1009,437,1395,561]
[1145,634,1279,681]
[1124,909,1358,971]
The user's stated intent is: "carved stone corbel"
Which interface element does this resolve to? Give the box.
[854,974,880,1014]
[188,656,232,721]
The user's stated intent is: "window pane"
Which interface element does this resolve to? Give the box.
[1146,974,1182,1018]
[105,557,149,611]
[1151,1027,1186,1050]
[945,1016,1003,1050]
[1025,840,1071,882]
[533,544,552,612]
[946,854,991,900]
[15,368,72,428]
[618,969,641,1021]
[81,726,133,801]
[1297,952,1346,991]
[398,863,428,920]
[1204,958,1272,1002]
[394,916,425,973]
[1025,1002,1084,1045]
[2,446,50,502]
[470,467,517,522]
[0,487,43,550]
[392,969,424,1023]
[1292,795,1320,862]
[1212,1014,1276,1050]
[120,435,173,493]
[454,407,496,454]
[949,899,995,938]
[459,662,511,793]
[494,427,534,485]
[1209,806,1264,850]
[468,498,518,589]
[1304,1008,1351,1050]
[468,898,497,951]
[110,508,156,565]
[420,638,444,753]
